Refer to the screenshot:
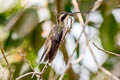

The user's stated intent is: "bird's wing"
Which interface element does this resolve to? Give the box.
[39,26,55,62]
[46,29,63,62]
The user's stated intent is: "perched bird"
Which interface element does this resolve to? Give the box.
[40,11,90,63]
[31,11,91,78]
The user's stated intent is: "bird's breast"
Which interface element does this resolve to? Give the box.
[52,30,63,43]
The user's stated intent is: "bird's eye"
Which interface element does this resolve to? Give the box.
[61,14,67,22]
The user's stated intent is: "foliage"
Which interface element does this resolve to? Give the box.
[0,0,120,80]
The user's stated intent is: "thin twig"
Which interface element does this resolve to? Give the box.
[93,42,120,58]
[32,63,49,80]
[0,42,13,80]
[17,52,34,70]
[59,53,84,80]
[99,67,120,80]
[59,62,72,80]
[0,53,10,61]
[85,34,99,66]
[17,51,42,80]
[16,72,40,80]
[72,53,85,64]
[39,63,49,78]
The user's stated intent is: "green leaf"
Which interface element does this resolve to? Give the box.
[63,73,70,80]
[100,14,118,51]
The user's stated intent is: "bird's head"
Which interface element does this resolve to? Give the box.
[56,11,91,26]
[56,12,69,26]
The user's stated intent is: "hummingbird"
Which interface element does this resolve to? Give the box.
[40,11,90,63]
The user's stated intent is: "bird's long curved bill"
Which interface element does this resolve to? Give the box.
[57,11,92,16]
[68,11,92,16]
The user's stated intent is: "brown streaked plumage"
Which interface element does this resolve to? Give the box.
[40,12,69,63]
[40,11,91,63]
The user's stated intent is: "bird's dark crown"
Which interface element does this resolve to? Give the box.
[56,11,91,23]
[56,12,68,24]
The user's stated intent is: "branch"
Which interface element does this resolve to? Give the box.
[99,67,120,80]
[17,52,34,70]
[0,53,10,61]
[16,72,40,80]
[60,41,79,80]
[37,63,49,79]
[59,54,84,80]
[16,64,45,80]
[72,53,85,64]
[93,42,120,58]
[17,51,43,80]
[0,42,13,80]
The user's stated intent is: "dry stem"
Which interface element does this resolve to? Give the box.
[93,42,120,58]
[0,42,13,80]
[17,52,34,70]
[16,72,40,80]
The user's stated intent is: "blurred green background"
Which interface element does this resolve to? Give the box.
[0,0,120,80]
